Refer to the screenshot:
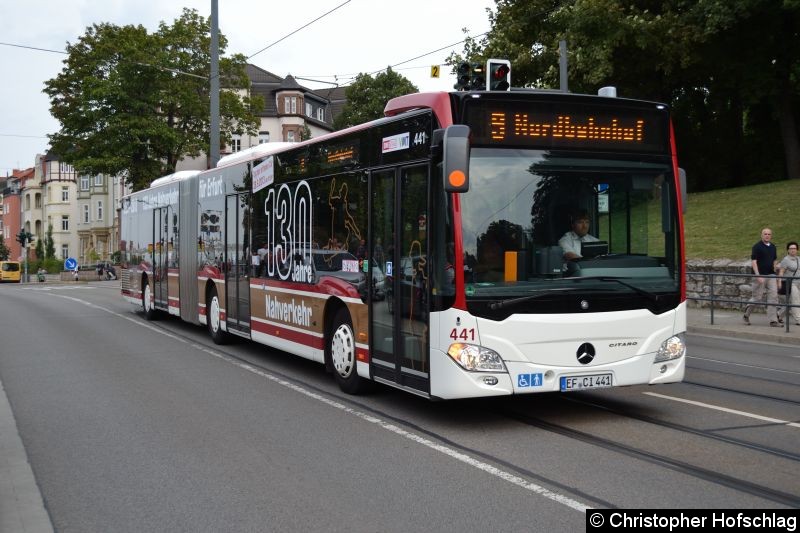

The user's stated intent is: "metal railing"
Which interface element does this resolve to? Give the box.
[686,271,798,332]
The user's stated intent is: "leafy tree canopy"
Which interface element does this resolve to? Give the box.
[0,235,10,261]
[44,8,264,191]
[333,68,418,130]
[451,0,800,190]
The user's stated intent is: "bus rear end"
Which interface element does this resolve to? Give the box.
[428,91,686,399]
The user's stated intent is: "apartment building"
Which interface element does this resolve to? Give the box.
[178,65,347,170]
[0,170,27,261]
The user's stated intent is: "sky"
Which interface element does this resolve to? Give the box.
[0,0,495,176]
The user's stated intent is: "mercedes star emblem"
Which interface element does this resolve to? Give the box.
[576,342,596,365]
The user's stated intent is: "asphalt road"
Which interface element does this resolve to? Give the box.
[1,282,798,532]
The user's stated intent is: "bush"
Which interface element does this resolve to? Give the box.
[31,258,64,274]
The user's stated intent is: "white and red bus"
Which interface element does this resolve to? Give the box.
[121,85,686,399]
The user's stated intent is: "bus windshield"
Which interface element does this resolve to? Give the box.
[460,148,681,314]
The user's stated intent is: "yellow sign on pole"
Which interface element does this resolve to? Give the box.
[430,65,440,78]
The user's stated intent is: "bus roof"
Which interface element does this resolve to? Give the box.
[149,170,202,188]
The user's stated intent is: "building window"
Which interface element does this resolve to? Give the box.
[83,205,90,223]
[97,200,103,221]
[284,96,297,114]
[62,187,69,202]
[61,244,69,260]
[94,174,103,186]
[306,103,313,117]
[317,108,325,121]
[25,194,31,210]
[287,130,295,142]
[231,136,241,152]
[80,176,90,191]
[61,215,69,231]
[259,131,269,144]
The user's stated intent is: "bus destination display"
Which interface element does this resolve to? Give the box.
[464,100,669,153]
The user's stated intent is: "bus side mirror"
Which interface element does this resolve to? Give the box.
[444,125,470,193]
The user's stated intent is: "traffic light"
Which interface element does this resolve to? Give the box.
[454,62,471,90]
[454,60,510,91]
[15,230,34,247]
[469,62,485,90]
[487,59,511,91]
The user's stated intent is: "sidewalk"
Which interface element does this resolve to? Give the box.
[0,378,53,533]
[687,305,800,345]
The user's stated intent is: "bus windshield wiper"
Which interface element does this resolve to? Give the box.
[563,275,659,302]
[487,287,609,310]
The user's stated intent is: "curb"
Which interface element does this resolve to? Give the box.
[687,325,800,346]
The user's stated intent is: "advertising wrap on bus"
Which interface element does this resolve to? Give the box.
[120,85,686,401]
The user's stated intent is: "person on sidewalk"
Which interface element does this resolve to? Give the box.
[743,228,780,326]
[777,241,800,325]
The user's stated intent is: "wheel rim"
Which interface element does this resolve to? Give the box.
[331,323,355,378]
[209,295,221,333]
[143,283,152,312]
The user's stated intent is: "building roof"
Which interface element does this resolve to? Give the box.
[246,64,348,128]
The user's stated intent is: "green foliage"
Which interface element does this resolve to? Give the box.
[333,68,418,130]
[45,224,55,259]
[31,258,63,274]
[34,238,44,261]
[684,180,800,259]
[44,8,263,191]
[468,0,800,190]
[0,235,9,260]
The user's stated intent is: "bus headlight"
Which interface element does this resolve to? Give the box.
[447,343,507,372]
[654,334,686,362]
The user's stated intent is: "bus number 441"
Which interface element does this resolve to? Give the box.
[450,328,475,341]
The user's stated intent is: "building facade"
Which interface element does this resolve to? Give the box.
[0,170,27,261]
[178,65,347,171]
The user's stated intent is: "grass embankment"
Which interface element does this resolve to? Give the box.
[684,180,800,260]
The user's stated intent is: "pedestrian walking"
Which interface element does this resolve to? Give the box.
[777,241,800,325]
[743,228,780,327]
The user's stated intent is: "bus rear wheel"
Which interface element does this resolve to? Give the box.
[207,285,227,344]
[142,278,156,320]
[329,308,365,394]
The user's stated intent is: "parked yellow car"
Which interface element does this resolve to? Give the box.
[0,261,22,283]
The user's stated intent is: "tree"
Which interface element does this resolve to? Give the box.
[0,235,9,261]
[470,0,800,190]
[45,224,55,260]
[333,68,418,130]
[35,237,44,262]
[44,8,263,191]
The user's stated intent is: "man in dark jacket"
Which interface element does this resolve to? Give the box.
[743,228,780,326]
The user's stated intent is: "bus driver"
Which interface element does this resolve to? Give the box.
[558,209,600,261]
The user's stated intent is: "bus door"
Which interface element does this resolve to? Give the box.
[225,193,251,335]
[152,207,170,309]
[369,165,430,395]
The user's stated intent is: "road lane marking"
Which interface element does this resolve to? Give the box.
[56,294,590,513]
[644,392,800,429]
[688,356,800,372]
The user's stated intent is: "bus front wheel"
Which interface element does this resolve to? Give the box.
[329,308,365,394]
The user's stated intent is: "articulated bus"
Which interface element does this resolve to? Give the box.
[120,87,687,399]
